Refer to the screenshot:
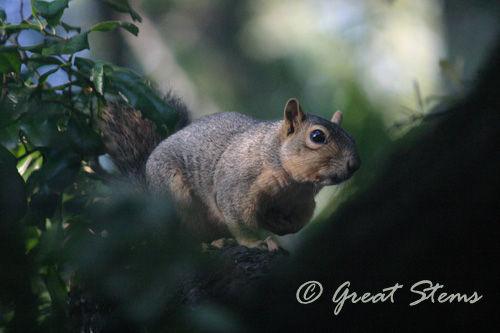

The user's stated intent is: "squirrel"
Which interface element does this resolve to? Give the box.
[100,94,360,251]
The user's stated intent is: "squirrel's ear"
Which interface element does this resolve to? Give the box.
[284,98,305,135]
[331,110,343,126]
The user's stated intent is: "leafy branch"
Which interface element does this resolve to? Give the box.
[0,0,178,331]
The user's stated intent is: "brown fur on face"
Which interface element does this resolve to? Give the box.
[280,107,359,186]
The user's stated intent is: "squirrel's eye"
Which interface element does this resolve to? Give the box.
[310,129,326,144]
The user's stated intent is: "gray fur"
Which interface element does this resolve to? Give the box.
[102,96,360,249]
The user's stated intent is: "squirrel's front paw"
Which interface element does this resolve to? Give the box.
[203,238,238,250]
[248,236,279,252]
[203,236,279,252]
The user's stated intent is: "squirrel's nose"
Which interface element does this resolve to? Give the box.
[347,157,361,173]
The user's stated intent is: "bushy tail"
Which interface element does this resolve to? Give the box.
[100,92,190,180]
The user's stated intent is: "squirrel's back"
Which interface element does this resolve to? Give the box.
[147,112,260,195]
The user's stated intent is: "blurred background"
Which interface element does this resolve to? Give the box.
[2,0,499,245]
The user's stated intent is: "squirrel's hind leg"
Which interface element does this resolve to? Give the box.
[151,167,229,241]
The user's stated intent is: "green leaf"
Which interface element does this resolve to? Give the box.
[20,105,63,147]
[67,113,103,154]
[106,67,179,135]
[0,121,21,149]
[41,38,66,56]
[70,71,92,88]
[25,226,40,252]
[92,62,105,95]
[30,0,45,31]
[0,78,37,333]
[41,33,89,56]
[74,57,95,75]
[23,184,58,228]
[18,43,45,54]
[37,149,82,193]
[0,145,19,172]
[62,32,89,54]
[0,8,7,23]
[0,20,42,37]
[35,217,64,260]
[0,46,22,74]
[0,96,17,121]
[36,65,62,89]
[45,266,68,325]
[60,21,81,33]
[98,0,142,22]
[28,54,64,68]
[27,54,64,75]
[25,148,82,224]
[32,0,69,27]
[0,145,27,225]
[10,97,38,120]
[34,62,71,93]
[90,21,139,36]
